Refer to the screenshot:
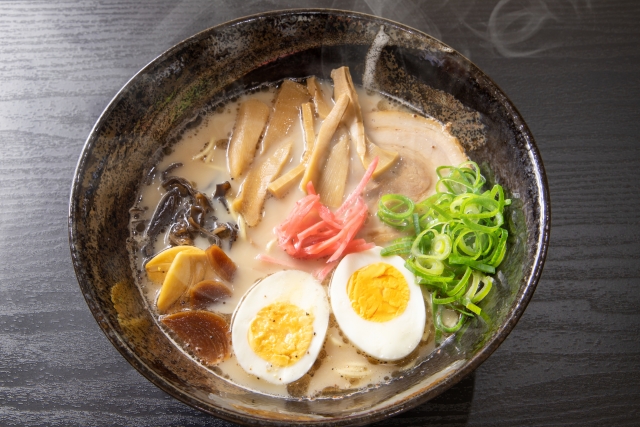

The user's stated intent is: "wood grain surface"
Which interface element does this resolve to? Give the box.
[1,1,639,426]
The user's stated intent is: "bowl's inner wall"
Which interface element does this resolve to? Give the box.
[70,10,542,425]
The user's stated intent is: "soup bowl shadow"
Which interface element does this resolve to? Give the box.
[69,9,549,426]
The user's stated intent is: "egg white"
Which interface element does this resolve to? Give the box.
[329,246,426,361]
[231,270,330,385]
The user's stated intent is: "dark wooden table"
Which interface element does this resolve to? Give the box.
[2,1,639,425]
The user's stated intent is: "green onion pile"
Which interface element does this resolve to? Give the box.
[377,161,511,337]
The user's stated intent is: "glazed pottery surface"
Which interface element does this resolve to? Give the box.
[69,9,549,426]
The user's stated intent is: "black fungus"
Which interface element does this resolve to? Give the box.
[143,187,180,256]
[226,222,239,250]
[188,205,205,227]
[211,222,231,239]
[144,176,238,256]
[194,192,214,213]
[169,220,194,246]
[213,181,231,211]
[198,228,222,247]
[161,162,183,180]
[144,165,157,185]
[162,176,193,198]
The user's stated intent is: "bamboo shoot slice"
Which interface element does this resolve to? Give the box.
[231,138,293,226]
[268,102,316,198]
[157,249,208,313]
[301,102,316,159]
[260,80,310,154]
[227,99,270,179]
[300,94,349,193]
[145,246,200,283]
[317,129,350,207]
[362,137,399,176]
[331,66,399,178]
[307,76,332,119]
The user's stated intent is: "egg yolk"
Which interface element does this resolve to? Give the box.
[346,262,409,322]
[248,302,315,367]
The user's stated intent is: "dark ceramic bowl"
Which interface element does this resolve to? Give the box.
[69,9,549,426]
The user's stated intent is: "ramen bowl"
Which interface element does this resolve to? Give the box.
[69,9,549,426]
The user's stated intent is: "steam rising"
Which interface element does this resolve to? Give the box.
[362,0,443,40]
[473,0,558,58]
[360,0,593,58]
[363,26,390,90]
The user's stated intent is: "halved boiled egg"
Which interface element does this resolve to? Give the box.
[231,270,330,385]
[329,246,425,361]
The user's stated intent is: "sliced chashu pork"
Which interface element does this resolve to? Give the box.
[365,110,467,200]
[360,110,468,245]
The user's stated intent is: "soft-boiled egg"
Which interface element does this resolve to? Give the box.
[231,270,330,385]
[330,246,425,361]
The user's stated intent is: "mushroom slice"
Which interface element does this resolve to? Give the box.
[205,244,237,282]
[190,280,232,309]
[227,99,270,179]
[331,66,399,178]
[364,110,467,199]
[161,311,231,365]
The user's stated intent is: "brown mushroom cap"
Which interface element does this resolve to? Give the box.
[189,280,232,309]
[205,244,237,282]
[161,311,231,365]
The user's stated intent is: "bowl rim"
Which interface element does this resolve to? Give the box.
[68,7,550,426]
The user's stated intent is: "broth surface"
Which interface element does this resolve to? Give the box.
[129,79,436,398]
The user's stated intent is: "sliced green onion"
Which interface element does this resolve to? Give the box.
[445,266,473,297]
[433,294,459,304]
[380,237,413,256]
[471,276,493,303]
[448,255,496,274]
[487,229,508,267]
[464,272,482,301]
[377,194,414,229]
[410,257,445,276]
[412,213,421,235]
[435,307,466,333]
[465,302,482,315]
[405,260,454,283]
[411,229,452,261]
[377,161,510,337]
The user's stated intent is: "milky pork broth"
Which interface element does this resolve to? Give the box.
[128,70,470,398]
